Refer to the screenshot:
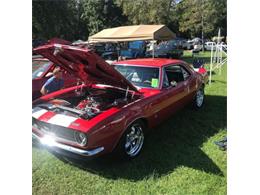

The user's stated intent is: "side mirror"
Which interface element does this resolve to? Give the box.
[170,81,177,87]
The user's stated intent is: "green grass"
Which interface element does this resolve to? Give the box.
[33,51,227,195]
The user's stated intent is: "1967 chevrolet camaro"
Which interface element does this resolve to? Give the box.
[32,44,205,160]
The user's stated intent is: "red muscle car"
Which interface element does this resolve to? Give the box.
[32,56,78,100]
[32,44,205,160]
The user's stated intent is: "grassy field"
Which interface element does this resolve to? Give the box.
[32,51,227,195]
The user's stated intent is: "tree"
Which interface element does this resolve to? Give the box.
[115,0,176,25]
[32,0,226,41]
[81,0,127,36]
[177,0,227,38]
[32,0,89,41]
[33,0,72,40]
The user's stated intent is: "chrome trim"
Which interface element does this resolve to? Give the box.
[32,133,104,157]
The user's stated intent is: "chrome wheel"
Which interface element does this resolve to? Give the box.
[124,123,144,157]
[196,89,204,107]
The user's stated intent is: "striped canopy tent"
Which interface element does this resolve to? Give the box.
[88,25,176,42]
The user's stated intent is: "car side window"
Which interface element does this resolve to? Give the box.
[164,65,184,84]
[180,65,191,81]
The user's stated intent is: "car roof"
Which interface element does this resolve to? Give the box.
[113,58,185,68]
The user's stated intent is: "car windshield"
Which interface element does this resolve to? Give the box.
[32,60,51,79]
[114,65,160,88]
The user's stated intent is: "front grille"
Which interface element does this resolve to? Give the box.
[32,117,76,143]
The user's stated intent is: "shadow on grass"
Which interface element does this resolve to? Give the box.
[33,94,226,181]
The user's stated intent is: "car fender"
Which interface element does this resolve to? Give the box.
[108,105,148,152]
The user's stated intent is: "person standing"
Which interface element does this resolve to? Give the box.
[40,67,64,95]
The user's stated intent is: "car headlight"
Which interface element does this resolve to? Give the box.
[74,131,87,146]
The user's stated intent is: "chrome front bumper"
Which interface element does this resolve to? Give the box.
[32,133,104,157]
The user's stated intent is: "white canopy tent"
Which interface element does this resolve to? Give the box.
[88,25,176,43]
[88,25,176,58]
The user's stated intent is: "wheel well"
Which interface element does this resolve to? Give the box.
[111,117,148,153]
[126,117,148,130]
[138,118,148,128]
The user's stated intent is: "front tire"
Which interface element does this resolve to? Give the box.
[193,87,205,109]
[114,120,145,160]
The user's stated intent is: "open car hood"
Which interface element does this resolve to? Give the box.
[34,44,138,92]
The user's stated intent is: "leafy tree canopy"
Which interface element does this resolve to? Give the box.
[32,0,226,41]
[177,0,226,38]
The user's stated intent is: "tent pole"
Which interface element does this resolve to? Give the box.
[117,42,120,60]
[152,40,155,58]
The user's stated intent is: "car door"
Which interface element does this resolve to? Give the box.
[147,64,188,126]
[161,64,189,114]
[179,63,197,104]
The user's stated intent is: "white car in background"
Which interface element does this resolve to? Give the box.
[189,38,203,52]
[193,44,203,52]
[204,42,216,51]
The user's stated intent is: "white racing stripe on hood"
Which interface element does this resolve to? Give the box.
[32,107,48,119]
[47,114,77,127]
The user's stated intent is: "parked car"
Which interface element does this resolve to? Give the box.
[32,56,78,100]
[120,41,146,59]
[32,44,205,160]
[172,38,193,50]
[204,41,216,51]
[170,38,183,49]
[146,40,183,58]
[188,38,204,51]
[101,51,119,65]
[220,42,227,52]
[192,37,202,43]
[182,40,193,50]
[187,40,194,49]
[193,44,203,52]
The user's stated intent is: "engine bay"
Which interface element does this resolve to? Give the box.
[37,87,140,119]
